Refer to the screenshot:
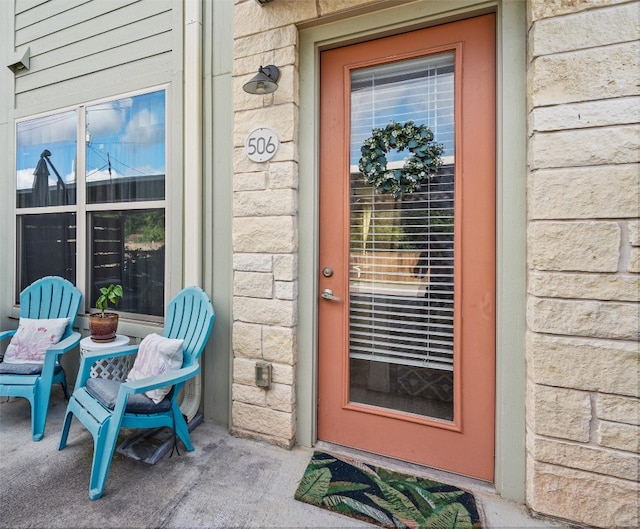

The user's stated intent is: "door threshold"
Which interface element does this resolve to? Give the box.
[314,440,496,495]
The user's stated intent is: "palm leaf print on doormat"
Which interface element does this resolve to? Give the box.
[295,451,482,528]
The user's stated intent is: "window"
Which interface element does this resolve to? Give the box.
[348,53,455,419]
[15,89,167,318]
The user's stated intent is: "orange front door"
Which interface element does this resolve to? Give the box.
[318,15,496,481]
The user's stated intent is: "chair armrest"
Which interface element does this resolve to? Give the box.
[35,332,80,380]
[0,329,17,343]
[46,332,81,356]
[120,364,200,395]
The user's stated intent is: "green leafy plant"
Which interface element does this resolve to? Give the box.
[359,120,444,197]
[95,284,123,317]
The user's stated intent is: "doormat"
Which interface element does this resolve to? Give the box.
[295,451,482,528]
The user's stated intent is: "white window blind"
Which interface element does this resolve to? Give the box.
[350,52,454,165]
[349,52,455,372]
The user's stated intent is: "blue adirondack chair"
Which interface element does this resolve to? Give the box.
[59,286,215,500]
[0,276,82,441]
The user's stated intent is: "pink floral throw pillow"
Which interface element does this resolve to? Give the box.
[3,317,70,364]
[126,333,184,404]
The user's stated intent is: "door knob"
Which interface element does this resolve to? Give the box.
[321,288,341,302]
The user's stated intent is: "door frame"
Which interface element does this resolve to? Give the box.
[298,0,527,502]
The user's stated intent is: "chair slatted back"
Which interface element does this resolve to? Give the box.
[162,286,215,370]
[19,277,82,340]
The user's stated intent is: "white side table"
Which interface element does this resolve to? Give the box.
[80,334,132,380]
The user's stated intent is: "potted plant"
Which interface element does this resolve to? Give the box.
[88,284,123,342]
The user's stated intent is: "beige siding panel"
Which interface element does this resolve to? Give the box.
[16,33,172,93]
[29,11,172,72]
[19,2,171,56]
[16,0,112,37]
[15,53,173,112]
[15,0,50,16]
[15,0,171,37]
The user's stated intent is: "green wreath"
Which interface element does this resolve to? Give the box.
[358,121,444,197]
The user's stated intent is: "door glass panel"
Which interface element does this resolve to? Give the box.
[349,52,455,421]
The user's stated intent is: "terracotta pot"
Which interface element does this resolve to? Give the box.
[89,313,119,342]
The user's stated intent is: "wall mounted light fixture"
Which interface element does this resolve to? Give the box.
[242,65,280,95]
[7,47,30,73]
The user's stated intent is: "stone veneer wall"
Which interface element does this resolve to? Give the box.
[526,1,639,527]
[230,0,370,447]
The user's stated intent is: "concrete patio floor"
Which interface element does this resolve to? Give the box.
[0,387,574,529]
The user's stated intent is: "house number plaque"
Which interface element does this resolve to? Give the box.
[245,127,279,162]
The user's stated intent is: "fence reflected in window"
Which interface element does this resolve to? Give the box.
[90,210,165,317]
[19,213,77,294]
